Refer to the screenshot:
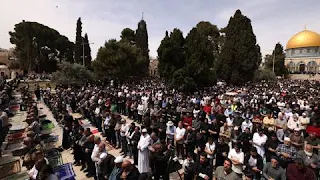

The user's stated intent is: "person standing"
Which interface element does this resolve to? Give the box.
[174,121,186,159]
[137,128,151,173]
[120,160,140,180]
[109,156,123,180]
[252,128,268,158]
[204,137,215,166]
[287,158,317,180]
[244,147,263,180]
[228,143,244,177]
[166,121,175,145]
[297,144,319,176]
[192,153,213,180]
[262,156,286,180]
[120,119,129,157]
[62,110,73,149]
[276,137,297,168]
[215,137,230,167]
[130,126,141,165]
[213,159,238,180]
[184,126,196,156]
[265,133,279,162]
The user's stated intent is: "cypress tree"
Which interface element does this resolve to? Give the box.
[135,19,149,73]
[75,17,82,64]
[83,33,92,68]
[217,10,261,84]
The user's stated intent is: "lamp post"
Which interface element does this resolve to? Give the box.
[80,39,94,66]
[272,51,275,73]
[266,50,276,73]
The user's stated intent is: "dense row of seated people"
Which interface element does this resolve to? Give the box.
[0,80,16,156]
[12,91,59,180]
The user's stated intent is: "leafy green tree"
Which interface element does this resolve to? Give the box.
[83,33,92,68]
[75,17,82,64]
[52,62,94,86]
[264,43,288,76]
[158,22,220,91]
[184,21,220,87]
[93,39,147,80]
[157,29,185,82]
[135,20,149,72]
[121,28,136,44]
[216,10,261,85]
[253,68,276,81]
[169,68,197,92]
[9,21,74,73]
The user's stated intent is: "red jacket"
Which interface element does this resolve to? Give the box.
[203,105,211,114]
[183,117,192,127]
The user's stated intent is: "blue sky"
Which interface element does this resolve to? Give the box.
[0,0,320,59]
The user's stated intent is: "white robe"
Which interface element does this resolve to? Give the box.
[252,133,267,158]
[137,134,151,173]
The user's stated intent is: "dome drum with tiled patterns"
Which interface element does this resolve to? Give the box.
[285,30,320,74]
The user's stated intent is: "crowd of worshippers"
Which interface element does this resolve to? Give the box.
[0,80,18,156]
[10,89,60,180]
[38,79,320,180]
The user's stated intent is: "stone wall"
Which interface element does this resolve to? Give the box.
[289,74,320,80]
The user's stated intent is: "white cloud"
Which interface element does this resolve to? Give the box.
[0,0,320,60]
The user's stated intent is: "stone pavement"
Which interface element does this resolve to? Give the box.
[38,102,182,180]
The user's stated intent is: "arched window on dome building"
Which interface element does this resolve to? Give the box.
[296,61,306,74]
[307,61,317,73]
[287,61,295,73]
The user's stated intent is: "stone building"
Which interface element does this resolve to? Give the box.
[285,29,320,73]
[149,58,159,77]
[0,48,22,78]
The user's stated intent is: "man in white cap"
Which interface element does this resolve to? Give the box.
[108,156,123,180]
[137,128,151,173]
[289,128,304,149]
[166,121,175,145]
[276,137,297,168]
[299,112,310,133]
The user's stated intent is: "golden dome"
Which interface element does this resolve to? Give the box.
[286,30,320,49]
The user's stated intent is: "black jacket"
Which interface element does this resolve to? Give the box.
[244,153,264,171]
[120,166,140,180]
[100,154,115,178]
[192,160,213,180]
[131,132,141,147]
[185,132,196,146]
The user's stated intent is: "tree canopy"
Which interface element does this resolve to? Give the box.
[52,62,94,86]
[184,22,220,87]
[158,22,220,91]
[264,43,288,76]
[157,29,185,83]
[9,20,74,73]
[121,28,136,44]
[93,38,148,80]
[216,10,261,85]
